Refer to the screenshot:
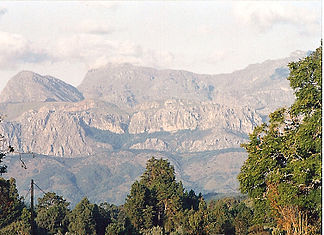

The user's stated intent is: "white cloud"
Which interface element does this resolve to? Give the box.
[233,2,320,34]
[0,31,54,69]
[53,33,175,70]
[0,28,175,72]
[55,34,115,65]
[77,20,117,35]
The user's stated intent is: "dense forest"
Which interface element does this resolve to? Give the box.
[0,46,321,235]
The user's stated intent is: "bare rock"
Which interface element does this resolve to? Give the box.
[0,71,84,103]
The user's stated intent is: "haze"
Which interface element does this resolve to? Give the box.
[0,1,321,92]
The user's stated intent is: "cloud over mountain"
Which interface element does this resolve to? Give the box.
[0,31,54,69]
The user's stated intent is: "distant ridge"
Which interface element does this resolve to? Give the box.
[1,50,310,205]
[0,71,84,103]
[77,51,307,113]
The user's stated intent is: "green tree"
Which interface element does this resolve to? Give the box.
[124,157,200,234]
[208,199,235,235]
[105,222,126,235]
[238,46,322,233]
[97,203,119,235]
[187,198,209,235]
[105,208,134,235]
[183,189,201,211]
[124,181,156,232]
[0,177,25,229]
[0,207,31,235]
[68,197,99,235]
[232,202,253,235]
[139,157,184,232]
[35,192,70,234]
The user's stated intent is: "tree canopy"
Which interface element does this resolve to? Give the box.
[238,45,322,233]
[36,192,70,234]
[0,177,25,228]
[124,157,200,234]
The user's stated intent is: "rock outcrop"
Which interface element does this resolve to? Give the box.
[0,50,309,205]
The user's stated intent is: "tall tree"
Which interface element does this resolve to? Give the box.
[238,46,322,233]
[0,177,25,229]
[139,157,185,232]
[187,198,209,235]
[68,197,99,235]
[35,192,70,234]
[208,199,235,235]
[124,181,156,231]
[124,157,199,233]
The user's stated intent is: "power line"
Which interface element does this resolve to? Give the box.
[33,182,47,195]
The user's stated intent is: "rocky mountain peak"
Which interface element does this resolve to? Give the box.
[0,71,84,103]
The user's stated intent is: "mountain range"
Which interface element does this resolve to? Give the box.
[0,51,307,206]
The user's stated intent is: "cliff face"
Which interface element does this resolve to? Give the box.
[0,51,307,205]
[0,99,261,156]
[128,100,261,134]
[1,100,129,156]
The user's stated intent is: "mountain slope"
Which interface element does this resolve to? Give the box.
[0,51,309,206]
[0,71,84,103]
[77,51,306,113]
[0,99,261,157]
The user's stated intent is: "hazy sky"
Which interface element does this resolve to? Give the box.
[0,1,321,92]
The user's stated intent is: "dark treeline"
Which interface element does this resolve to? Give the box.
[0,157,255,235]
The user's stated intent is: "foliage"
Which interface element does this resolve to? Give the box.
[124,181,156,231]
[0,159,258,235]
[207,198,235,234]
[68,197,99,235]
[0,207,31,235]
[124,157,201,234]
[141,226,164,235]
[232,202,253,235]
[104,207,134,235]
[0,177,25,229]
[186,198,209,235]
[238,45,322,233]
[105,222,126,235]
[35,192,70,234]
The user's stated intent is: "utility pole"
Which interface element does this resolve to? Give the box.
[31,179,35,235]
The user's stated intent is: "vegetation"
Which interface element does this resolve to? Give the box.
[0,178,30,234]
[239,45,322,234]
[0,45,321,234]
[0,158,253,235]
[36,192,70,234]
